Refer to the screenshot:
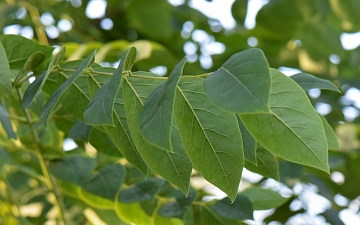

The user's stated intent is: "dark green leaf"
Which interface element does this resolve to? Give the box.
[159,191,197,219]
[119,177,164,203]
[213,194,253,220]
[122,75,192,194]
[81,164,125,200]
[40,50,96,126]
[320,115,339,149]
[264,197,304,224]
[0,105,17,139]
[290,73,341,92]
[237,115,256,164]
[49,155,96,185]
[89,128,122,157]
[140,58,186,151]
[245,147,279,180]
[200,205,244,225]
[241,187,288,210]
[321,209,345,225]
[69,121,93,142]
[0,42,12,97]
[175,78,244,201]
[204,48,270,113]
[22,47,66,109]
[84,47,136,125]
[241,69,329,173]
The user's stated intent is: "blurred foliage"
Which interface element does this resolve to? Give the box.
[0,0,360,224]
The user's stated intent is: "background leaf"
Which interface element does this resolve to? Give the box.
[241,187,288,210]
[159,191,197,219]
[0,42,12,97]
[290,72,341,92]
[0,105,16,139]
[119,177,164,203]
[213,194,253,220]
[237,115,256,164]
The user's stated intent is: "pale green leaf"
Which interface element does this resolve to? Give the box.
[175,78,243,202]
[0,42,12,97]
[320,114,339,149]
[115,201,152,225]
[84,47,136,125]
[40,50,96,126]
[241,69,329,172]
[245,147,279,180]
[22,47,66,109]
[13,51,45,87]
[119,178,164,203]
[122,75,192,194]
[290,72,341,92]
[237,115,256,164]
[241,187,288,210]
[0,105,17,139]
[204,48,270,113]
[213,194,253,220]
[81,164,125,200]
[140,58,186,151]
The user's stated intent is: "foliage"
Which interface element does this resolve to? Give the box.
[1,0,359,224]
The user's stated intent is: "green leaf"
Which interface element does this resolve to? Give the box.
[40,50,96,126]
[174,78,244,201]
[290,73,341,92]
[237,115,256,164]
[81,164,125,200]
[159,191,197,219]
[204,48,270,113]
[320,115,339,149]
[119,177,164,203]
[49,155,96,185]
[69,121,93,142]
[213,194,253,220]
[89,128,122,157]
[245,147,279,180]
[115,201,152,225]
[86,67,147,174]
[0,105,17,139]
[0,34,54,70]
[0,42,12,97]
[78,188,114,210]
[22,47,66,109]
[13,51,45,87]
[122,75,192,194]
[140,58,186,151]
[241,187,288,210]
[84,47,136,125]
[200,205,245,225]
[240,69,329,173]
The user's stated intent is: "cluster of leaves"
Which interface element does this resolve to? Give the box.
[0,33,342,224]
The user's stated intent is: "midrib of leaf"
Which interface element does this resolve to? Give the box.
[221,66,266,109]
[59,72,90,101]
[176,86,234,197]
[271,112,327,169]
[124,78,187,191]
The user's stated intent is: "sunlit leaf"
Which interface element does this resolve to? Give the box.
[175,78,243,201]
[78,188,114,210]
[115,201,152,225]
[140,58,186,151]
[240,69,329,172]
[204,48,270,113]
[40,50,96,126]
